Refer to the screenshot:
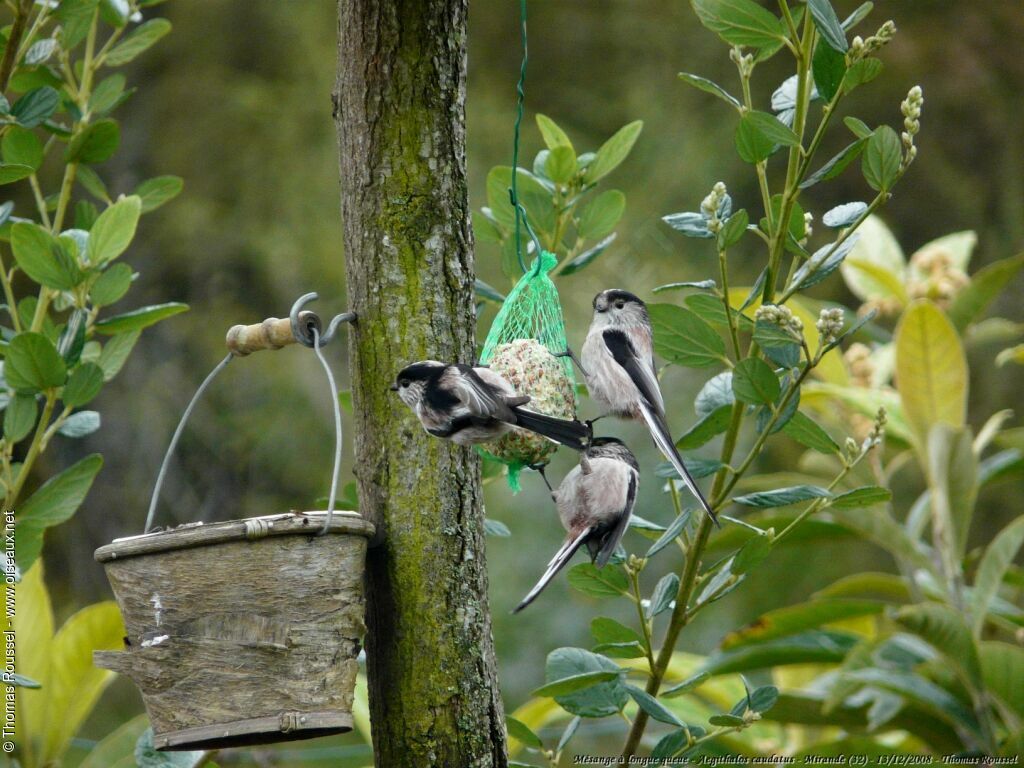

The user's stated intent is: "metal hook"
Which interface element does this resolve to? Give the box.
[289,292,356,348]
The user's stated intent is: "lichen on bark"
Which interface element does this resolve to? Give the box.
[333,0,508,765]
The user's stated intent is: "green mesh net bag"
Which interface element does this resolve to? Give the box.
[479,250,577,491]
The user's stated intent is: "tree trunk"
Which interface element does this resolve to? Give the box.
[333,1,508,766]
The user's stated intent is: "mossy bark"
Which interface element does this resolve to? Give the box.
[333,1,508,766]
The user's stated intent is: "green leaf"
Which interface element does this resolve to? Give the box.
[702,630,859,675]
[545,145,576,184]
[567,562,630,597]
[752,320,800,368]
[843,669,979,734]
[104,18,172,65]
[57,410,101,438]
[88,195,141,264]
[474,278,505,303]
[4,393,37,442]
[89,73,128,115]
[708,713,745,726]
[972,516,1024,637]
[626,685,686,727]
[844,116,873,139]
[732,534,772,574]
[591,617,643,647]
[559,233,616,276]
[892,603,982,688]
[78,714,149,768]
[684,293,753,331]
[676,404,732,450]
[646,511,691,558]
[94,302,188,334]
[829,486,892,509]
[77,165,111,203]
[97,330,140,380]
[63,362,105,407]
[11,87,59,128]
[483,518,510,537]
[36,598,125,764]
[55,0,99,48]
[807,0,848,52]
[89,262,134,307]
[782,411,839,454]
[812,40,846,101]
[485,165,550,231]
[895,300,967,441]
[723,599,884,648]
[15,454,103,571]
[10,222,77,289]
[506,717,543,749]
[662,671,710,698]
[533,669,621,697]
[678,72,741,109]
[535,113,573,152]
[545,647,627,718]
[585,120,643,182]
[732,357,780,405]
[651,729,690,760]
[822,202,868,229]
[0,163,34,184]
[691,0,787,49]
[861,126,902,192]
[733,485,831,508]
[947,253,1024,331]
[649,303,725,368]
[2,126,44,170]
[66,119,120,164]
[578,190,625,239]
[135,175,184,213]
[787,235,861,292]
[800,138,867,189]
[135,728,206,768]
[694,372,734,417]
[749,685,780,713]
[647,573,679,618]
[979,642,1024,719]
[718,208,748,248]
[5,332,67,393]
[842,57,883,92]
[735,110,798,163]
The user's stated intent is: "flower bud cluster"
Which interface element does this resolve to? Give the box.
[755,304,803,339]
[816,308,844,345]
[729,47,754,77]
[849,20,897,61]
[844,343,875,388]
[867,406,887,447]
[907,241,969,306]
[803,212,814,243]
[701,181,728,234]
[901,85,924,167]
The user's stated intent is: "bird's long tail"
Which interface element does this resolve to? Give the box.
[510,407,590,451]
[639,401,720,527]
[513,528,592,613]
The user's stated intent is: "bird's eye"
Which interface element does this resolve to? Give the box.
[400,380,410,388]
[614,300,626,310]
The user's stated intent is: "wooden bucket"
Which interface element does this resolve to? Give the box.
[94,511,374,750]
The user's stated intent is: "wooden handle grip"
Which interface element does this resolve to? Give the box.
[225,317,296,356]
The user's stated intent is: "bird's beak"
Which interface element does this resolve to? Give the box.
[388,384,398,392]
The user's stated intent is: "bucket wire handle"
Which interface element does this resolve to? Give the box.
[144,294,354,535]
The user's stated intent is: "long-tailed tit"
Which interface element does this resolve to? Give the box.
[579,289,719,527]
[514,437,639,612]
[392,360,590,450]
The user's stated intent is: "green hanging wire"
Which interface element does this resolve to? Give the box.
[509,0,545,276]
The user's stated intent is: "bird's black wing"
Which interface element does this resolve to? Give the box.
[602,329,666,416]
[448,364,512,420]
[593,468,638,567]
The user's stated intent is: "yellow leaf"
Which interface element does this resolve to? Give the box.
[894,300,967,444]
[13,562,53,765]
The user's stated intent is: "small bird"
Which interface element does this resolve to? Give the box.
[514,437,640,612]
[392,360,590,450]
[580,289,719,527]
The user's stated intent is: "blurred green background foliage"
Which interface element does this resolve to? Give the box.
[18,1,1021,764]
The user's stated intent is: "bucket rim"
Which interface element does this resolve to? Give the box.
[94,511,374,563]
